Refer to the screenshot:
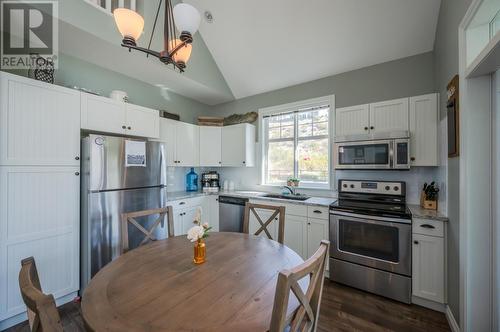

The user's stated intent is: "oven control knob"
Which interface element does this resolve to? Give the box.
[343,184,347,188]
[385,186,390,191]
[350,184,355,189]
[394,186,399,191]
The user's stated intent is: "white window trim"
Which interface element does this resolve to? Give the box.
[258,95,335,190]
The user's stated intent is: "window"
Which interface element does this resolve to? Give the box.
[261,98,331,189]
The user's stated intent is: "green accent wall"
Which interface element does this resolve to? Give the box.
[2,53,210,123]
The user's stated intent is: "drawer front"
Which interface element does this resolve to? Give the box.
[249,199,307,217]
[168,196,207,209]
[307,206,329,220]
[412,218,444,237]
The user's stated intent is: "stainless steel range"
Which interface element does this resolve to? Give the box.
[329,179,412,303]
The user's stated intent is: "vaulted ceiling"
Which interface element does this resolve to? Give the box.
[185,0,442,100]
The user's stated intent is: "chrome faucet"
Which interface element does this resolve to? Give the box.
[283,186,296,196]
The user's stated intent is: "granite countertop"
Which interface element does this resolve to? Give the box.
[408,204,449,222]
[166,190,336,207]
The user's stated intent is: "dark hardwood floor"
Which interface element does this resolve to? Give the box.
[6,281,450,332]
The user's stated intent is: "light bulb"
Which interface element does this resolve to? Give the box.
[113,8,144,45]
[169,39,192,64]
[173,3,201,35]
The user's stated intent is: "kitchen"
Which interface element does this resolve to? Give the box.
[0,0,499,331]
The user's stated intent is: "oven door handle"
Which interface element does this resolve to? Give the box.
[331,210,412,224]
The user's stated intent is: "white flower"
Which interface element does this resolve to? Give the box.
[202,222,209,229]
[187,225,204,242]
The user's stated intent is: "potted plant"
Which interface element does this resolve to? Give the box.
[421,182,440,210]
[287,177,300,187]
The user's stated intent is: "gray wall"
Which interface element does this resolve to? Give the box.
[433,0,473,324]
[2,53,210,123]
[212,52,435,117]
[211,52,443,204]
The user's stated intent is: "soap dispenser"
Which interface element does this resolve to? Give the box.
[186,168,198,192]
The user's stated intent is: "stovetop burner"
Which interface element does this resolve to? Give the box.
[330,179,412,219]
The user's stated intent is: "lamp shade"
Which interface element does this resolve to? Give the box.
[113,8,144,41]
[173,3,201,35]
[169,39,192,64]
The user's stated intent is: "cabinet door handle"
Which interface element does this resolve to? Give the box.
[420,224,435,229]
[364,127,368,130]
[370,126,374,130]
[122,125,126,129]
[75,156,80,160]
[179,202,186,205]
[410,157,416,161]
[128,126,132,130]
[307,222,311,225]
[313,210,322,214]
[413,240,419,245]
[75,172,80,176]
[242,161,246,164]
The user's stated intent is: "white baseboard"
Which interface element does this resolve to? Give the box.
[445,305,460,332]
[0,292,78,331]
[411,296,446,312]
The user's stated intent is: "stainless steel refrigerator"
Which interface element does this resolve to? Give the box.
[80,134,168,290]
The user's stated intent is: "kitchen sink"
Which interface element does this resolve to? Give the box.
[262,194,310,201]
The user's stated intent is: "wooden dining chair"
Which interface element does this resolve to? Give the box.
[121,206,174,253]
[269,240,330,332]
[18,257,63,332]
[243,202,285,244]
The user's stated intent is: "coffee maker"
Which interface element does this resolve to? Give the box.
[201,171,220,193]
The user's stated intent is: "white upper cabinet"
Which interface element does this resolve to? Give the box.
[81,93,160,138]
[199,127,222,167]
[0,73,81,166]
[159,118,177,166]
[369,98,409,133]
[125,104,159,138]
[81,94,125,135]
[221,123,256,167]
[409,94,439,166]
[159,121,255,168]
[335,104,370,138]
[159,119,199,167]
[175,122,200,167]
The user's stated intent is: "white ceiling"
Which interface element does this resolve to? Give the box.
[185,0,442,100]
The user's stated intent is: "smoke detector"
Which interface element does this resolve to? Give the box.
[204,11,214,23]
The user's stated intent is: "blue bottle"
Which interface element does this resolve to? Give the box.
[186,168,198,192]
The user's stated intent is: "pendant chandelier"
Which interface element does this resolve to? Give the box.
[113,0,201,72]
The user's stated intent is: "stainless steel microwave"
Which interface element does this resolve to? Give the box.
[334,138,410,170]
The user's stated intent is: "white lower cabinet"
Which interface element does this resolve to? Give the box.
[170,196,210,236]
[283,215,307,259]
[412,218,446,304]
[306,218,329,258]
[248,199,329,262]
[0,166,80,323]
[207,195,220,232]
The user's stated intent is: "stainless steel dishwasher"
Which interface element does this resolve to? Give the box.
[218,196,249,232]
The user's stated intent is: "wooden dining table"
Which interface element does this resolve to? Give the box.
[82,232,307,332]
